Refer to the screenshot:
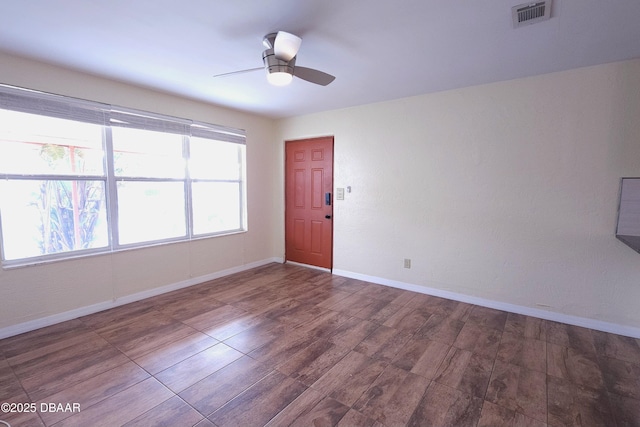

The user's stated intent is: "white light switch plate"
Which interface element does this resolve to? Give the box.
[336,188,345,200]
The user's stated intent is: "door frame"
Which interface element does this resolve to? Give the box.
[284,136,334,271]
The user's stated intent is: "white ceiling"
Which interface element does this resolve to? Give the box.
[1,0,639,119]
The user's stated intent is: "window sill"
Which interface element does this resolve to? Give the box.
[1,229,247,270]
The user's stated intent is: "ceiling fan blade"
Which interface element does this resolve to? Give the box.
[274,31,302,61]
[293,66,335,86]
[213,67,262,78]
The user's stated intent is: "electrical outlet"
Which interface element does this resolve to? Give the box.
[403,258,411,269]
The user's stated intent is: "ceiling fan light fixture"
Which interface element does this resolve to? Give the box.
[273,31,302,61]
[267,70,293,86]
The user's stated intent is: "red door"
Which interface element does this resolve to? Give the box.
[285,136,334,269]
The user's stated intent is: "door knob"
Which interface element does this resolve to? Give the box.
[325,215,332,219]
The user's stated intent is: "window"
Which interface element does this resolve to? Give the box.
[0,85,246,266]
[111,125,187,245]
[190,138,244,235]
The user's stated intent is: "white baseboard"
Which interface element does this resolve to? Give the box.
[4,260,638,341]
[332,269,640,339]
[0,257,284,340]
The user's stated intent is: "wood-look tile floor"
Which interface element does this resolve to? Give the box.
[1,263,639,426]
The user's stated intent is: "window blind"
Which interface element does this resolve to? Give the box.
[191,121,246,145]
[0,84,107,125]
[0,84,246,144]
[109,107,190,135]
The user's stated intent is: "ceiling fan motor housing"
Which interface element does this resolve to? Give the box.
[262,48,295,76]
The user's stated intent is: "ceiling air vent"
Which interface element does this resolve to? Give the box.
[512,1,552,28]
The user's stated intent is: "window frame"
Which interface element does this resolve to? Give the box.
[0,84,247,268]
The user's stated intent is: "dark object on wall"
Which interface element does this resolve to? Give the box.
[616,178,640,253]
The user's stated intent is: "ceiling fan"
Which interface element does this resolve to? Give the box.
[214,31,335,87]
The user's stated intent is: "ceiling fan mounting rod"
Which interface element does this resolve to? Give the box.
[262,33,278,49]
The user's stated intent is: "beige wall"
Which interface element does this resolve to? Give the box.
[276,59,640,334]
[2,51,640,338]
[0,52,280,332]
